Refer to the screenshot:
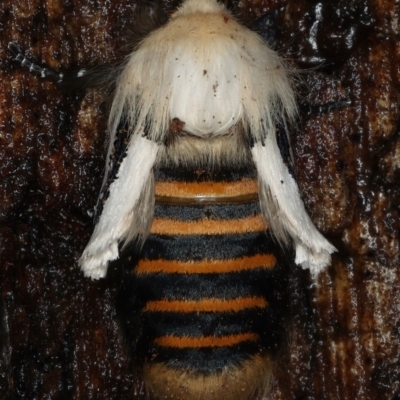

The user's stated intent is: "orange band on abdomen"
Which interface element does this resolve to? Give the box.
[136,254,277,275]
[155,178,258,199]
[154,333,259,348]
[150,214,265,235]
[144,297,267,313]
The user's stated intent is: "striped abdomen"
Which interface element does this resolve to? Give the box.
[119,168,287,400]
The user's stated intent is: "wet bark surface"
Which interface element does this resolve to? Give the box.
[0,0,399,399]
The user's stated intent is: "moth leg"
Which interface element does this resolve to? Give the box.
[251,132,337,277]
[79,134,159,280]
[8,42,62,82]
[8,42,116,91]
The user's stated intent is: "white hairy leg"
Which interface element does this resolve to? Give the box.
[251,135,336,277]
[79,135,159,279]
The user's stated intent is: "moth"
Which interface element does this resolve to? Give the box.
[9,0,337,399]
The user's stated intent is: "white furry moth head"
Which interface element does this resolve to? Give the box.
[76,0,336,280]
